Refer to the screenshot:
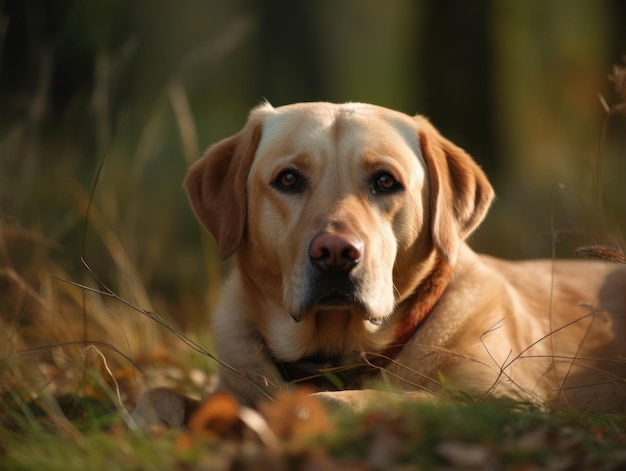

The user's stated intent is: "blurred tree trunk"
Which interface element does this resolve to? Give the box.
[308,0,421,111]
[488,0,612,257]
[419,0,495,173]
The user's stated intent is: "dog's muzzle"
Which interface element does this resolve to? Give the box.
[290,231,378,324]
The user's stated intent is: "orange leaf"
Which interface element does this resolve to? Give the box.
[259,387,333,444]
[187,392,245,442]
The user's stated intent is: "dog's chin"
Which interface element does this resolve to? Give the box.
[289,295,384,326]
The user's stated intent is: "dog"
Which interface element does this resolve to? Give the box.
[131,102,626,430]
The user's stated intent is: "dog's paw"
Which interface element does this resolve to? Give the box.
[311,389,384,412]
[311,389,436,412]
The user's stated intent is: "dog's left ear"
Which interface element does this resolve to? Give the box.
[417,117,494,265]
[184,110,266,260]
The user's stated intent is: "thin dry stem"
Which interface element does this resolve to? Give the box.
[575,245,626,264]
[169,80,199,167]
[54,258,274,402]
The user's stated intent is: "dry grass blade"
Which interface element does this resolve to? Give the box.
[53,259,274,402]
[609,60,626,97]
[575,245,626,264]
[169,80,199,167]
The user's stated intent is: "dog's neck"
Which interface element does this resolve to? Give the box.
[381,257,455,359]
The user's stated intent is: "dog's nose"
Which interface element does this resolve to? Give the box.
[309,232,363,272]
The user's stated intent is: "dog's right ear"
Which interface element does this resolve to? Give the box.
[417,116,494,266]
[184,113,265,260]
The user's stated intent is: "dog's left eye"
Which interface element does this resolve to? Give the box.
[373,173,401,193]
[274,169,305,191]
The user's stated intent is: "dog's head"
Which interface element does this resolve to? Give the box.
[185,102,493,342]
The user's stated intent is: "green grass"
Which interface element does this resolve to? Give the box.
[1,37,625,471]
[2,394,626,470]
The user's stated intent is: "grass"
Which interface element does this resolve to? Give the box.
[2,390,626,469]
[1,49,626,469]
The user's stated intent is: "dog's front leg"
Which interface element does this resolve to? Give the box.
[211,274,287,406]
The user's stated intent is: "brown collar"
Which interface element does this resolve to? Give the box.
[381,258,454,360]
[273,258,455,387]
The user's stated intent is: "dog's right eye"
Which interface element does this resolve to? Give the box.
[372,172,402,194]
[274,170,305,192]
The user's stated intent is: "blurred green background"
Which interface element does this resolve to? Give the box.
[1,0,625,335]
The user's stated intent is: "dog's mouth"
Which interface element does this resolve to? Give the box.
[311,288,362,309]
[290,273,382,324]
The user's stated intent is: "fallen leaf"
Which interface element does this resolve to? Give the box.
[259,387,333,446]
[188,392,245,442]
[437,441,491,469]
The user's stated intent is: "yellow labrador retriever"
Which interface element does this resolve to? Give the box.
[132,102,626,429]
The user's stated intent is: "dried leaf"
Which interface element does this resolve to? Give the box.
[437,441,491,469]
[188,392,245,442]
[175,432,195,452]
[366,417,404,468]
[259,388,333,445]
